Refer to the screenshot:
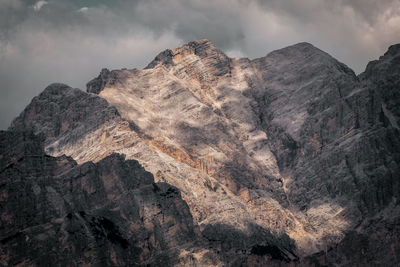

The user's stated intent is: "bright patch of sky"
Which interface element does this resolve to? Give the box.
[52,0,113,8]
[33,1,48,11]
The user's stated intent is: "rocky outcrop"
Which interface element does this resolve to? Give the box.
[86,68,112,94]
[0,130,298,266]
[6,39,400,265]
[253,41,400,215]
[9,83,120,149]
[0,130,202,266]
[251,41,400,265]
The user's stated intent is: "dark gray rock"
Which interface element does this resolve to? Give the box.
[9,83,120,147]
[86,69,112,94]
[0,131,199,266]
[252,41,400,213]
[145,49,175,69]
[3,39,400,266]
[251,42,400,265]
[0,130,293,266]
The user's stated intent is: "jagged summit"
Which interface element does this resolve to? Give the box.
[270,42,323,54]
[9,83,120,152]
[385,43,400,56]
[86,68,111,94]
[145,39,227,69]
[144,48,175,69]
[178,39,227,58]
[361,42,400,80]
[91,40,355,96]
[253,42,328,66]
[255,41,356,77]
[144,39,231,80]
[36,83,81,98]
[4,40,400,266]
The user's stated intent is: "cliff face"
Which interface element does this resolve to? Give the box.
[253,42,400,265]
[0,131,206,266]
[0,133,296,266]
[4,39,400,266]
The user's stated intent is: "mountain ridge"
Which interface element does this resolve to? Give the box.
[3,39,400,266]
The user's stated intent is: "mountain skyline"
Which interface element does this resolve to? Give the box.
[2,38,399,265]
[1,0,400,129]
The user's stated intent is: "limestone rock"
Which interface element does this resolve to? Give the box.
[0,131,200,266]
[6,39,400,266]
[0,130,297,266]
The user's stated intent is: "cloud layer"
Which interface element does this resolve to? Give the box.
[1,0,400,128]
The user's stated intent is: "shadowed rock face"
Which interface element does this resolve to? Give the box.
[0,131,296,266]
[0,131,199,266]
[253,42,400,214]
[5,39,400,266]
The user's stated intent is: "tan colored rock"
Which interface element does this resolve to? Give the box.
[8,40,400,265]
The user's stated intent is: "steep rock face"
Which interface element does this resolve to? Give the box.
[11,41,309,255]
[9,83,120,154]
[0,130,204,266]
[303,205,400,266]
[7,39,400,265]
[0,131,298,266]
[361,43,400,129]
[251,42,400,264]
[253,41,400,216]
[301,41,400,266]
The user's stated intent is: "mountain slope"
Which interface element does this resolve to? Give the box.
[6,39,400,265]
[0,130,207,266]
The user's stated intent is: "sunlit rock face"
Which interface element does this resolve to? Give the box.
[6,39,400,266]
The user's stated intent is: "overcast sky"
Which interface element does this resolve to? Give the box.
[1,0,400,129]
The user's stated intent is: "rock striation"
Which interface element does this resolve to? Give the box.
[4,39,400,266]
[0,130,298,266]
[0,131,202,266]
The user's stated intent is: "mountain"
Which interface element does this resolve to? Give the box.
[2,39,400,266]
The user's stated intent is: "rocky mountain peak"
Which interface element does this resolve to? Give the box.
[385,43,400,56]
[3,40,400,266]
[144,49,175,69]
[362,43,400,77]
[41,83,76,94]
[29,83,85,104]
[261,42,328,63]
[176,39,226,59]
[256,42,356,78]
[278,41,334,58]
[86,68,112,94]
[145,39,231,77]
[146,39,226,67]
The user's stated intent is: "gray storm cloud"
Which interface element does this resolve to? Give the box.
[0,0,399,129]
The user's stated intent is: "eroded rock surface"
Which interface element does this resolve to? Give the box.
[6,39,400,266]
[0,131,199,266]
[0,130,297,266]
